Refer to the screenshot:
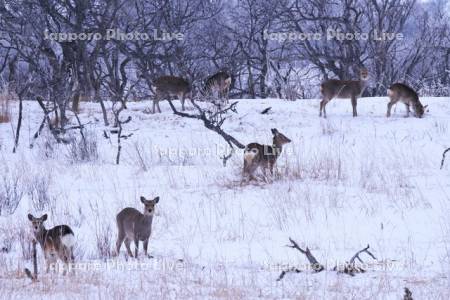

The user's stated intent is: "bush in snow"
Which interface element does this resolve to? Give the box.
[66,129,99,163]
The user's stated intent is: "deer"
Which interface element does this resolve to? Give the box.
[152,76,191,113]
[386,83,427,118]
[27,213,75,274]
[319,69,369,118]
[243,128,291,179]
[115,196,159,258]
[202,71,232,105]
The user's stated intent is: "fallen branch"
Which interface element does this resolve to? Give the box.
[286,237,325,272]
[278,239,377,280]
[440,147,450,169]
[336,244,377,276]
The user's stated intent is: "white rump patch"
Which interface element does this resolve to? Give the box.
[244,148,258,164]
[387,89,393,96]
[61,233,75,248]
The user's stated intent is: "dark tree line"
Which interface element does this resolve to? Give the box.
[0,0,449,128]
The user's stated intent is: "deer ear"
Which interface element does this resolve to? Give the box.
[271,128,278,135]
[140,196,146,203]
[41,214,47,221]
[154,196,160,204]
[28,214,34,221]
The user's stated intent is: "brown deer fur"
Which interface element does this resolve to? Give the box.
[319,69,369,118]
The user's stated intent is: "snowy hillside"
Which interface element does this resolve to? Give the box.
[0,97,449,299]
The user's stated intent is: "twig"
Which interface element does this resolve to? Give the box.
[261,107,272,114]
[24,240,37,282]
[403,287,413,300]
[276,267,301,281]
[440,147,450,169]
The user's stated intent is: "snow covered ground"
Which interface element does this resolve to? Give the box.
[0,96,449,299]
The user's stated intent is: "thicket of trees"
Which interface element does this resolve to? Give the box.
[0,0,449,127]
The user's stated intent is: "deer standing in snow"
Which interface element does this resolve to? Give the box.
[152,76,191,113]
[115,196,159,258]
[243,128,291,179]
[202,71,232,105]
[386,83,426,118]
[319,69,369,118]
[27,213,75,274]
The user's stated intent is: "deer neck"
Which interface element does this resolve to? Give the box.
[272,141,283,157]
[34,228,48,249]
[140,213,153,226]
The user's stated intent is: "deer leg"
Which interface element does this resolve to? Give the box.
[157,100,162,113]
[243,159,248,175]
[134,238,139,258]
[386,101,395,117]
[181,94,186,111]
[68,246,75,274]
[351,96,358,117]
[152,99,157,114]
[143,238,151,257]
[320,98,329,118]
[405,103,410,117]
[115,232,125,256]
[124,239,133,257]
[269,162,274,175]
[60,250,69,276]
[45,257,51,273]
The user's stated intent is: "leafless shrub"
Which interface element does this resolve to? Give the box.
[66,129,99,163]
[0,166,25,215]
[35,129,58,160]
[133,141,152,171]
[26,172,53,212]
[282,83,302,101]
[96,224,112,258]
[18,227,33,260]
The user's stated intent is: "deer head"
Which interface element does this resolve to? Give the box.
[140,196,159,216]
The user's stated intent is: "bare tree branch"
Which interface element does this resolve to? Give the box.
[167,99,245,165]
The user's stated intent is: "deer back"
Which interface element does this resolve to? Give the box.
[154,76,190,96]
[204,72,231,94]
[321,79,366,99]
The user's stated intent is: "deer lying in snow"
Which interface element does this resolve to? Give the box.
[115,196,159,258]
[27,213,75,274]
[243,128,291,179]
[319,69,369,118]
[152,76,191,113]
[386,83,427,118]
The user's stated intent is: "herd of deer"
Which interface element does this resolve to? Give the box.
[27,69,428,274]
